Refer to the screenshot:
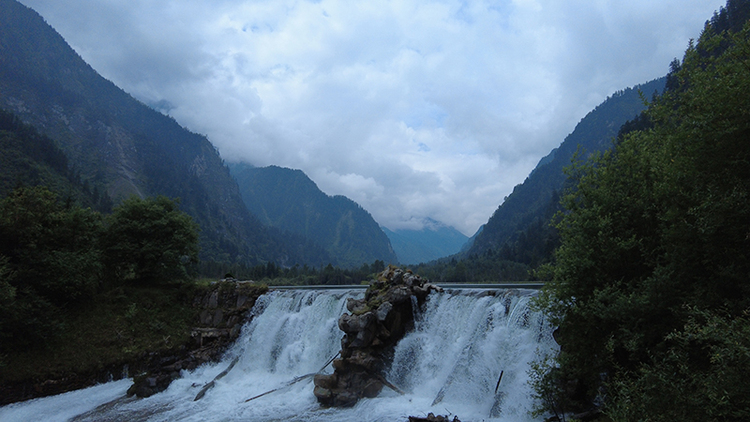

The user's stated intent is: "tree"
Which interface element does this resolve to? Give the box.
[0,186,103,350]
[103,196,199,283]
[533,13,750,421]
[0,186,103,303]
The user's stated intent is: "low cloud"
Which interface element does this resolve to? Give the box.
[22,0,724,235]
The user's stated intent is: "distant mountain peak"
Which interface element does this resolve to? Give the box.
[383,220,469,265]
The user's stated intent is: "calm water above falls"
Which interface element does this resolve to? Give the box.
[0,289,557,422]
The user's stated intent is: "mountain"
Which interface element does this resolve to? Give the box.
[0,108,110,210]
[230,163,398,268]
[467,77,667,259]
[0,0,334,267]
[383,220,468,265]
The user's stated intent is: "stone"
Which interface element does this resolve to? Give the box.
[338,312,375,334]
[314,373,337,389]
[346,297,368,314]
[208,291,219,308]
[315,266,440,408]
[313,385,332,401]
[333,391,359,407]
[361,379,383,398]
[386,286,412,304]
[212,309,224,326]
[375,302,392,322]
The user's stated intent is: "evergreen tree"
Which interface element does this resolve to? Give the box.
[533,12,750,420]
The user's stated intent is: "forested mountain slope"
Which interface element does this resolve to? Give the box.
[468,77,666,259]
[0,0,329,266]
[231,164,398,268]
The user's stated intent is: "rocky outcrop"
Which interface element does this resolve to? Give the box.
[314,266,441,407]
[127,281,266,397]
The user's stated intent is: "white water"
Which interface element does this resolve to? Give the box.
[0,288,557,422]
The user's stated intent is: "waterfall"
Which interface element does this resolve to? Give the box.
[0,288,557,422]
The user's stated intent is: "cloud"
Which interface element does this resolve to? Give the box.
[21,0,725,235]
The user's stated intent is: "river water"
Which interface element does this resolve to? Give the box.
[0,288,557,422]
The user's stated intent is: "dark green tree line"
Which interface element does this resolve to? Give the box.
[0,187,199,353]
[533,8,750,421]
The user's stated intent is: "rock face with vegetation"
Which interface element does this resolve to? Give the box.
[127,281,267,398]
[314,266,441,407]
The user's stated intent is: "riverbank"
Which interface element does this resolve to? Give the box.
[0,280,267,405]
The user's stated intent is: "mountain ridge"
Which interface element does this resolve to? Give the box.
[0,0,332,267]
[230,163,399,268]
[467,77,667,258]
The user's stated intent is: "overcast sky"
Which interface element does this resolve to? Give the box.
[20,0,724,236]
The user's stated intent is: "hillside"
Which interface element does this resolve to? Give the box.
[467,77,667,258]
[231,164,398,268]
[0,0,330,267]
[383,220,468,265]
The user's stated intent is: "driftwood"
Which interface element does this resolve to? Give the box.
[193,356,240,401]
[243,373,316,402]
[489,370,505,417]
[242,352,340,403]
[494,370,504,394]
[318,351,339,372]
[376,374,405,395]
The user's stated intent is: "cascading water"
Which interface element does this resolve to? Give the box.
[0,288,557,422]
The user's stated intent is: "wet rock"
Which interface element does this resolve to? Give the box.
[314,266,439,407]
[314,373,337,389]
[375,302,392,322]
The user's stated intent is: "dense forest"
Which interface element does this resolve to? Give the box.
[532,1,750,420]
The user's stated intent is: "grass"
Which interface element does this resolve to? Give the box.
[1,282,206,384]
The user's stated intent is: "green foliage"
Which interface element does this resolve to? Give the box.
[606,307,750,422]
[103,196,199,283]
[412,252,531,282]
[533,9,750,420]
[0,282,204,387]
[0,186,102,351]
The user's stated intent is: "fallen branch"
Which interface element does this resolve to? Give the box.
[376,374,405,395]
[494,370,504,394]
[194,356,240,401]
[242,352,340,403]
[317,351,339,373]
[243,373,315,402]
